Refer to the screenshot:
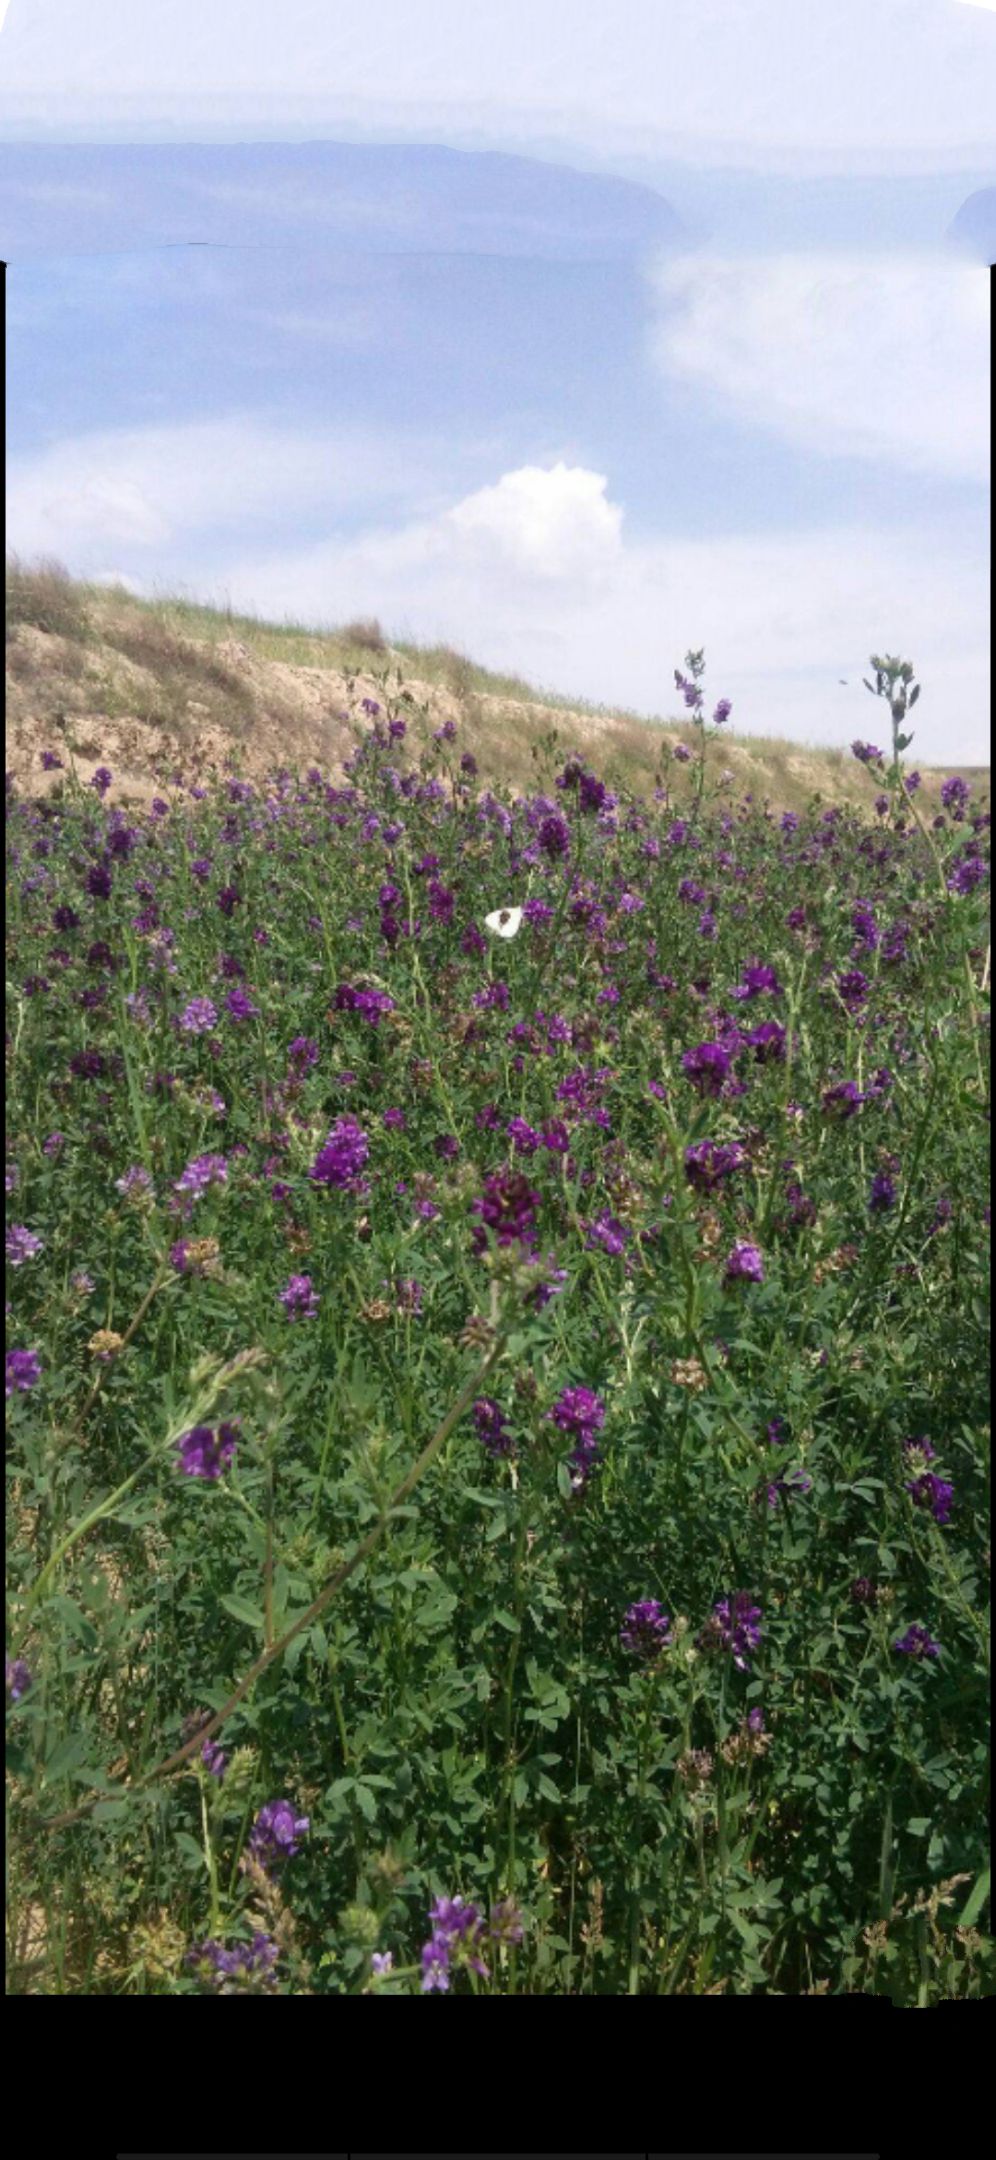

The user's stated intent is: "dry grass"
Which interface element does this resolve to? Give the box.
[6,553,91,643]
[6,556,988,819]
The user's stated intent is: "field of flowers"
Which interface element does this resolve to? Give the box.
[5,645,990,1996]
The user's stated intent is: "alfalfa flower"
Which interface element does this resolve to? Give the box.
[484,904,523,939]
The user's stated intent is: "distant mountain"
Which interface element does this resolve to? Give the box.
[0,140,688,261]
[945,186,996,262]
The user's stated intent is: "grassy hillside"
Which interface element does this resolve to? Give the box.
[6,553,987,818]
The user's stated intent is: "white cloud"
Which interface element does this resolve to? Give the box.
[445,462,623,582]
[648,251,990,484]
[5,415,461,557]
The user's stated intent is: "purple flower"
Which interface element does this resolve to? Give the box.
[287,1034,319,1069]
[472,1396,515,1458]
[86,862,112,898]
[201,1736,227,1779]
[6,1224,44,1268]
[851,740,884,765]
[179,996,218,1035]
[538,813,570,857]
[906,1471,954,1524]
[174,1151,228,1202]
[940,776,969,815]
[724,1240,765,1284]
[370,1951,394,1976]
[684,1139,747,1191]
[893,1624,940,1660]
[869,1171,896,1212]
[548,1384,606,1490]
[698,1591,764,1672]
[470,1169,540,1254]
[176,1422,239,1480]
[822,1079,863,1118]
[225,986,260,1021]
[420,1894,489,1991]
[217,885,241,917]
[187,1931,280,1991]
[249,1797,310,1865]
[620,1599,673,1656]
[732,961,781,1000]
[277,1273,319,1320]
[6,1656,32,1701]
[115,1164,154,1201]
[6,1348,42,1397]
[310,1115,370,1189]
[40,750,64,771]
[744,1019,786,1061]
[850,1576,881,1605]
[681,1041,731,1096]
[89,766,113,796]
[837,969,869,1010]
[713,698,732,724]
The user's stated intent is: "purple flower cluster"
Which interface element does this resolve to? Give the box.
[903,1437,953,1524]
[187,1931,280,1991]
[681,1041,731,1096]
[6,1348,41,1396]
[470,1169,541,1254]
[698,1591,764,1672]
[684,1138,747,1191]
[472,1396,516,1458]
[6,1655,32,1700]
[176,1422,239,1479]
[893,1624,940,1660]
[248,1797,310,1866]
[6,1224,44,1268]
[310,1114,370,1189]
[277,1272,319,1319]
[420,1894,523,1992]
[724,1240,765,1284]
[547,1384,606,1490]
[619,1599,673,1657]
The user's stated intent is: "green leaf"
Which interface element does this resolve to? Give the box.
[42,1733,89,1784]
[219,1593,265,1631]
[959,1868,990,1928]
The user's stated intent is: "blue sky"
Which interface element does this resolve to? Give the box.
[2,1,993,759]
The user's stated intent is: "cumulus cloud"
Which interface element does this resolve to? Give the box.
[445,462,623,582]
[648,251,990,484]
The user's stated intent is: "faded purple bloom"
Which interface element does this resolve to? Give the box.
[115,1164,154,1201]
[179,996,219,1035]
[201,1735,227,1779]
[176,1422,239,1480]
[672,741,692,763]
[850,1576,881,1605]
[488,1897,524,1946]
[893,1624,940,1660]
[370,1950,394,1976]
[278,1273,319,1320]
[620,1599,673,1656]
[6,1348,41,1397]
[6,1224,44,1268]
[249,1797,310,1865]
[382,1106,407,1130]
[187,1931,280,1991]
[6,1656,32,1700]
[724,1240,765,1285]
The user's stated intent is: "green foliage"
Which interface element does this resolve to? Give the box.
[4,654,990,1997]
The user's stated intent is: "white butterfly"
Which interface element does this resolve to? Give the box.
[484,904,523,939]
